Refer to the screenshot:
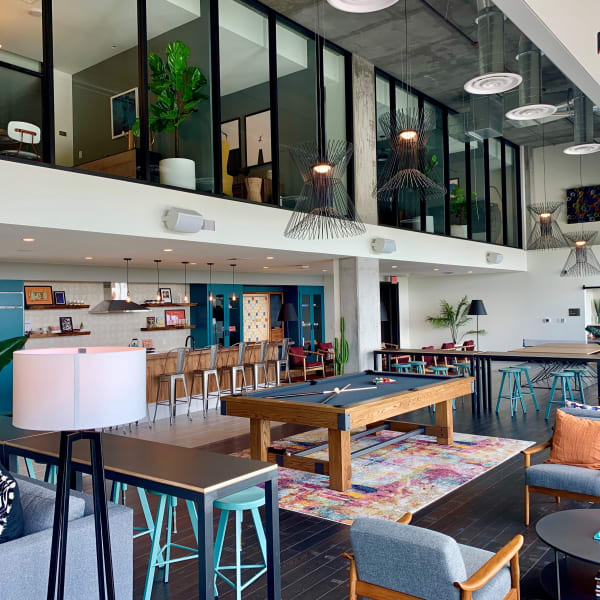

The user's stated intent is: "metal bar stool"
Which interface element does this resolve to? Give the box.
[545,371,575,420]
[267,338,291,386]
[496,368,526,417]
[565,366,587,404]
[226,342,248,394]
[514,364,539,411]
[190,344,221,416]
[245,341,270,390]
[153,347,192,425]
[213,486,268,599]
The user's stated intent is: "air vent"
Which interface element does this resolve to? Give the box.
[464,73,522,95]
[506,104,556,120]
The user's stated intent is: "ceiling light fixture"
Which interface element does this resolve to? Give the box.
[154,259,162,302]
[163,248,173,252]
[433,268,439,271]
[326,0,398,13]
[182,261,189,303]
[84,256,93,260]
[391,265,398,269]
[263,266,270,269]
[123,258,132,302]
[207,262,214,303]
[22,237,35,242]
[561,230,600,277]
[564,87,600,155]
[229,264,237,302]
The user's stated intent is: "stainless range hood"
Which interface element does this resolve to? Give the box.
[89,283,149,314]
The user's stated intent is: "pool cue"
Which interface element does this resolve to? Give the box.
[251,385,377,400]
[319,383,351,404]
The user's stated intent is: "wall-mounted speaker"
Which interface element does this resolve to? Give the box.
[163,208,205,233]
[486,252,504,264]
[371,238,397,254]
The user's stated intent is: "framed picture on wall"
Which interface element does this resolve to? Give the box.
[159,288,172,303]
[59,317,73,333]
[221,118,240,150]
[53,291,66,305]
[244,110,272,167]
[110,87,139,139]
[165,309,186,327]
[24,286,53,306]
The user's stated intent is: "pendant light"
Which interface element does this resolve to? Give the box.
[123,258,132,303]
[181,261,189,303]
[563,87,600,155]
[207,262,214,302]
[229,263,237,302]
[154,259,162,302]
[283,0,365,240]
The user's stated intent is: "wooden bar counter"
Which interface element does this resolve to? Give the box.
[146,344,280,404]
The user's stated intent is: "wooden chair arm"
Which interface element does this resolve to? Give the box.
[454,535,523,593]
[397,513,412,524]
[342,552,354,561]
[382,343,399,349]
[522,438,552,468]
[390,354,411,361]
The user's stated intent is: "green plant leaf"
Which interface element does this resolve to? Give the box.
[0,336,27,374]
[166,41,189,75]
[148,53,166,77]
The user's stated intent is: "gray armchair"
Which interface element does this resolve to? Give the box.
[523,407,600,525]
[0,474,133,600]
[345,514,522,600]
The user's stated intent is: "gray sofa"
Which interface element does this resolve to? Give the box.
[0,474,133,599]
[523,407,600,525]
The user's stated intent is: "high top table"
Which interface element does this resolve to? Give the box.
[4,431,281,600]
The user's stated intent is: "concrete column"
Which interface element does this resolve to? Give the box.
[352,55,378,225]
[338,257,381,372]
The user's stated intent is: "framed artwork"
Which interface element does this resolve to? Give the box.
[165,309,186,326]
[110,87,139,139]
[24,285,53,306]
[59,317,73,333]
[53,291,66,305]
[221,118,240,150]
[566,185,600,223]
[146,316,156,328]
[142,338,154,349]
[245,110,272,167]
[159,288,172,303]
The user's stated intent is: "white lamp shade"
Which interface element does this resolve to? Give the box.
[13,347,147,430]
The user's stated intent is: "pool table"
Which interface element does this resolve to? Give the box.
[221,370,474,491]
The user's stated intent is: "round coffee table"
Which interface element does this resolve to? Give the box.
[536,509,600,600]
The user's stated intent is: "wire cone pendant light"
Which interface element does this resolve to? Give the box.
[283,1,364,240]
[561,230,600,277]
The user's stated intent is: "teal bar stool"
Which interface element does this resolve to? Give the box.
[514,365,539,412]
[452,362,471,377]
[409,361,427,374]
[545,372,575,420]
[392,363,412,373]
[214,486,268,599]
[427,365,455,410]
[496,368,526,417]
[565,366,586,403]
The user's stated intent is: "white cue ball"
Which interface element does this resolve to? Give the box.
[334,387,340,394]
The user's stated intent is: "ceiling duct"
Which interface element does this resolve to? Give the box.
[564,87,600,155]
[506,36,556,121]
[464,0,522,95]
[465,94,504,140]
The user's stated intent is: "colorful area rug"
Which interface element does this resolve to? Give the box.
[236,429,532,525]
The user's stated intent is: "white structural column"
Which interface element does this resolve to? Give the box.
[352,54,378,225]
[337,257,381,372]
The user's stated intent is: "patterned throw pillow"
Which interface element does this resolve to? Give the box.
[566,400,600,412]
[0,470,24,543]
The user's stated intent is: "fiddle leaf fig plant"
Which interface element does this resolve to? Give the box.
[132,40,208,157]
[0,336,27,374]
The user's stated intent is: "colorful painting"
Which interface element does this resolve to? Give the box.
[235,429,532,525]
[243,294,269,342]
[566,185,600,223]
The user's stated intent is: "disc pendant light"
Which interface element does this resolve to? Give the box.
[154,259,162,302]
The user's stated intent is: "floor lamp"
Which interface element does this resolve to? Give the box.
[13,346,146,600]
[468,300,487,351]
[277,303,298,342]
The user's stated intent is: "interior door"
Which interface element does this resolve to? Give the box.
[299,288,324,350]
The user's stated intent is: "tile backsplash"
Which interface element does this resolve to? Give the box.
[25,282,191,350]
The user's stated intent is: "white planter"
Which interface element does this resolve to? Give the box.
[159,158,196,190]
[450,224,468,238]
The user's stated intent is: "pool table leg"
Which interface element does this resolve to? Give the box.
[250,418,271,462]
[435,399,454,445]
[328,429,352,492]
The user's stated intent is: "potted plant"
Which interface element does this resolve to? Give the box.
[133,41,208,190]
[425,296,485,344]
[450,184,468,238]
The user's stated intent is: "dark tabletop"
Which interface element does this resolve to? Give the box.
[247,371,456,407]
[536,509,600,564]
[6,431,277,494]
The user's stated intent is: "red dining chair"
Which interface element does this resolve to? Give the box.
[438,342,455,368]
[316,342,336,375]
[420,345,436,372]
[288,345,326,381]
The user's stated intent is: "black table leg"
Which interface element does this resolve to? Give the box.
[481,358,487,413]
[555,550,562,600]
[487,358,492,412]
[475,357,482,416]
[469,358,476,415]
[197,493,215,600]
[265,477,281,600]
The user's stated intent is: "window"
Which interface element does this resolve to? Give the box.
[376,75,393,226]
[469,140,486,242]
[488,138,503,245]
[220,0,270,201]
[423,101,445,235]
[448,120,467,239]
[505,143,520,248]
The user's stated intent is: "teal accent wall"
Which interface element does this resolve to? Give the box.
[0,281,24,415]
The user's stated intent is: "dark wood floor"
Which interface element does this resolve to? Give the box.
[126,374,595,599]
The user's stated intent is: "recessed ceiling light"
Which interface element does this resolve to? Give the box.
[263,266,270,269]
[391,265,398,269]
[111,44,118,49]
[190,262,197,265]
[163,248,173,252]
[22,237,35,243]
[0,44,3,49]
[433,267,439,271]
[266,256,274,260]
[28,8,42,17]
[84,256,93,260]
[296,265,309,269]
[322,269,328,272]
[464,73,522,95]
[563,143,600,155]
[467,270,473,274]
[506,104,557,121]
[326,0,399,13]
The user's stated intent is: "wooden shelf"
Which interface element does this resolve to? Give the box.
[142,303,197,308]
[140,325,196,332]
[28,331,91,339]
[25,304,90,310]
